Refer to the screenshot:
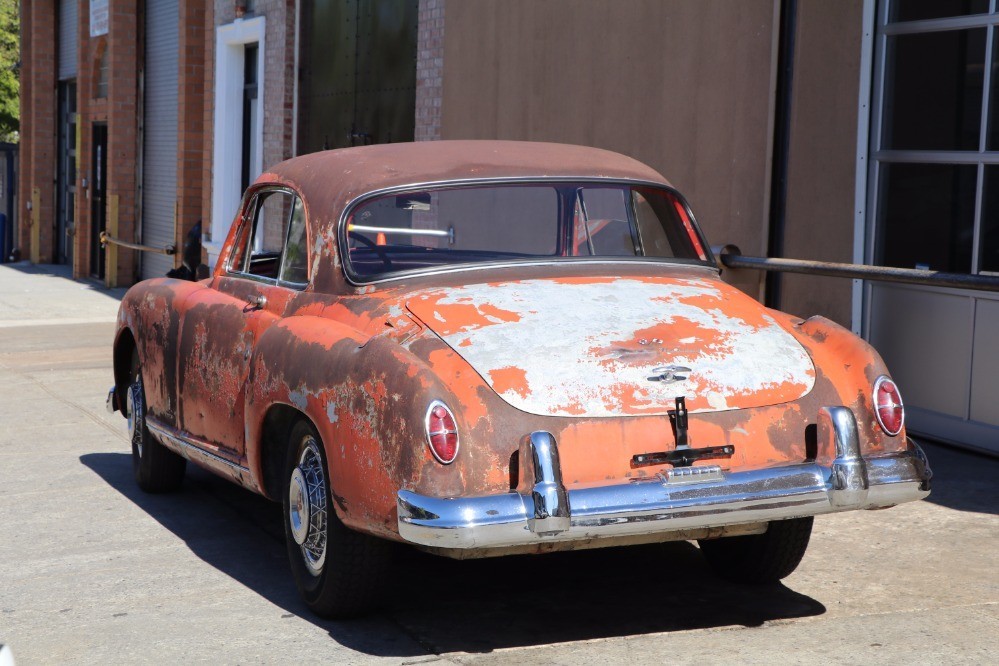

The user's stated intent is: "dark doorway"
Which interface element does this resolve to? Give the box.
[90,123,107,279]
[57,81,78,265]
[241,43,259,194]
[298,0,418,154]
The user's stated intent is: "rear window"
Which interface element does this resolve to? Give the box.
[343,182,711,280]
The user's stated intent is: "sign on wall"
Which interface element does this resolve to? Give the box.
[90,0,108,37]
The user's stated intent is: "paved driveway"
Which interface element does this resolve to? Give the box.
[0,263,996,664]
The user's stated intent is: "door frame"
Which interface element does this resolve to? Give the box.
[209,16,266,271]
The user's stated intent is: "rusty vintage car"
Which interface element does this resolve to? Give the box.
[107,141,931,617]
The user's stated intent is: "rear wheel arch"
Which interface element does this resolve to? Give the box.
[113,328,138,413]
[257,404,306,501]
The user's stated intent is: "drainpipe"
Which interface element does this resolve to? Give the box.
[766,0,797,309]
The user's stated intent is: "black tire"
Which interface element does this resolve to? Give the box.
[128,352,186,493]
[698,517,814,584]
[282,420,392,618]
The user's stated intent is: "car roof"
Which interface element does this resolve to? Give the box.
[258,140,672,217]
[251,141,676,292]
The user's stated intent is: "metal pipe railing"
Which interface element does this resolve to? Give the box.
[100,231,176,256]
[714,245,999,293]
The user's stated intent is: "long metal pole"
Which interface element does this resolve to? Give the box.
[715,246,999,292]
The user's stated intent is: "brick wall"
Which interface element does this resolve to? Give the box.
[105,0,139,285]
[17,0,31,258]
[177,0,207,262]
[415,0,445,141]
[19,0,58,263]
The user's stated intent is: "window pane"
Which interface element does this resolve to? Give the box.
[574,188,635,256]
[980,166,999,273]
[882,29,986,151]
[246,191,293,279]
[987,31,999,150]
[345,184,706,279]
[890,0,989,23]
[876,163,977,272]
[280,197,309,284]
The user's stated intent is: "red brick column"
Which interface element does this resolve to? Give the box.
[177,0,207,262]
[19,0,58,263]
[16,0,32,258]
[415,0,445,141]
[200,1,215,248]
[104,0,139,285]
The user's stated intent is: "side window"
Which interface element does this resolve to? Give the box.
[279,197,309,284]
[229,189,309,285]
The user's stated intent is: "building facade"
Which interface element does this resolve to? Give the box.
[15,0,998,454]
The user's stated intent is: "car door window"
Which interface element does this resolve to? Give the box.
[279,196,309,285]
[229,189,309,285]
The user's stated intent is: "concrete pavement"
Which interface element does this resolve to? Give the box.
[0,262,996,664]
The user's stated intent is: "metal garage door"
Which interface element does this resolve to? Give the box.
[141,0,179,280]
[58,0,77,80]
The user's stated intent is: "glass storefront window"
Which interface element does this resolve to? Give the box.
[890,0,990,23]
[876,163,978,272]
[980,166,999,273]
[882,29,986,151]
[875,8,999,276]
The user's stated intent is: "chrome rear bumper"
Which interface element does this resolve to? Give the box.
[397,407,932,550]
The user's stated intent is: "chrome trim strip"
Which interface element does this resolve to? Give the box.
[347,258,720,288]
[348,224,450,238]
[396,417,932,550]
[146,419,250,472]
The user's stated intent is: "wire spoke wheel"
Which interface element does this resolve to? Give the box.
[288,435,328,576]
[282,420,392,618]
[127,377,145,458]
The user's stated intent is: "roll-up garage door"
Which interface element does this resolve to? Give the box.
[141,0,179,280]
[58,0,77,80]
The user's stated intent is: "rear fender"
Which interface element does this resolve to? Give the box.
[245,316,452,539]
[114,279,204,425]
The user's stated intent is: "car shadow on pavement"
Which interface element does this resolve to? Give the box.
[918,440,999,516]
[81,451,826,657]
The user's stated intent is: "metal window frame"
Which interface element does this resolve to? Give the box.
[225,186,310,290]
[863,0,999,342]
[862,0,999,429]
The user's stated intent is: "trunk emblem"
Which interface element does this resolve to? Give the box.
[647,365,692,383]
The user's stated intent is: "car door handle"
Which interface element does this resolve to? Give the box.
[246,294,267,311]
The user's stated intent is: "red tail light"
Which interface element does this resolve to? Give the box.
[874,376,904,436]
[426,400,459,464]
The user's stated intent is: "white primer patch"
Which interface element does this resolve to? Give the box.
[408,278,815,417]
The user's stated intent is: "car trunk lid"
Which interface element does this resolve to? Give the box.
[405,275,815,417]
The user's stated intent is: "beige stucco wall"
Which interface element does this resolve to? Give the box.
[440,0,779,294]
[778,0,864,326]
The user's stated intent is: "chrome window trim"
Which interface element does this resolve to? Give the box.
[224,185,311,291]
[335,176,718,287]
